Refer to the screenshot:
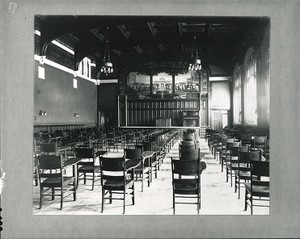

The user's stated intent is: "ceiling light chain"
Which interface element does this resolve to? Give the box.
[101,26,113,75]
[188,35,202,71]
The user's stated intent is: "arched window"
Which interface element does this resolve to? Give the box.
[243,47,257,125]
[233,64,242,124]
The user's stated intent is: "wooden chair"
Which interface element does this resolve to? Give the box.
[142,140,159,180]
[179,148,200,161]
[264,139,270,160]
[253,136,267,154]
[171,158,205,215]
[36,155,76,210]
[244,159,269,214]
[224,141,240,183]
[241,133,254,147]
[75,147,101,190]
[39,142,57,155]
[124,148,150,192]
[234,150,260,199]
[228,144,249,187]
[99,155,135,214]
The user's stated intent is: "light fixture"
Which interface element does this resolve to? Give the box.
[188,35,202,71]
[101,27,113,75]
[39,110,46,116]
[39,56,45,65]
[74,112,80,117]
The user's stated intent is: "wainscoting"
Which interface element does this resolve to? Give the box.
[126,98,200,126]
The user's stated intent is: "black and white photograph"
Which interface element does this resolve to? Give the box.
[1,0,300,238]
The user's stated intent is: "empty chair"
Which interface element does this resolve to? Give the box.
[234,150,260,199]
[39,142,57,155]
[241,133,254,147]
[106,133,116,152]
[179,148,200,161]
[253,136,267,154]
[99,155,135,214]
[214,134,227,163]
[171,158,206,215]
[227,144,249,187]
[36,154,76,210]
[41,132,51,143]
[179,142,199,151]
[220,138,234,172]
[224,141,240,182]
[142,140,159,180]
[75,147,100,190]
[264,139,270,160]
[244,160,269,214]
[124,148,150,192]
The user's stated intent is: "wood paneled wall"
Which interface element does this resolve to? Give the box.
[127,99,200,126]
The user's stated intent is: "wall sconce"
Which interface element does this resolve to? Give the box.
[74,112,80,117]
[39,56,45,65]
[39,110,47,116]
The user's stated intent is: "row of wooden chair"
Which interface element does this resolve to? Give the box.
[206,128,269,215]
[170,130,206,215]
[35,129,179,213]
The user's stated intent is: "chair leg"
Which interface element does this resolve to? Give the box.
[250,196,253,215]
[101,188,105,213]
[73,179,76,201]
[92,171,95,191]
[234,175,237,193]
[132,184,135,205]
[197,194,200,215]
[60,188,63,210]
[39,187,43,209]
[76,166,79,189]
[226,167,228,182]
[109,190,112,204]
[244,189,247,211]
[150,165,153,183]
[141,171,144,192]
[238,179,241,199]
[52,187,55,200]
[148,170,150,187]
[84,173,86,184]
[230,169,233,187]
[123,190,126,214]
[221,157,223,172]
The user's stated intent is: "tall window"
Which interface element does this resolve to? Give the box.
[244,48,257,125]
[78,57,91,79]
[233,65,242,124]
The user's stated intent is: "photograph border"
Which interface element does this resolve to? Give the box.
[1,0,300,238]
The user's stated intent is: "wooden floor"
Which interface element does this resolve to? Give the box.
[33,139,269,215]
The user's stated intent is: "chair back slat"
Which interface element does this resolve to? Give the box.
[249,150,262,161]
[239,151,251,164]
[180,148,200,160]
[75,147,94,158]
[172,159,199,175]
[252,161,269,177]
[40,143,57,153]
[37,155,61,170]
[100,156,125,171]
[124,148,142,160]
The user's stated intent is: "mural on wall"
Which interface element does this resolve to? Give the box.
[174,71,199,99]
[127,72,151,99]
[152,72,173,98]
[127,70,200,99]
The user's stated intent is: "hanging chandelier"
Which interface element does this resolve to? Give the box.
[101,26,113,75]
[188,35,202,71]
